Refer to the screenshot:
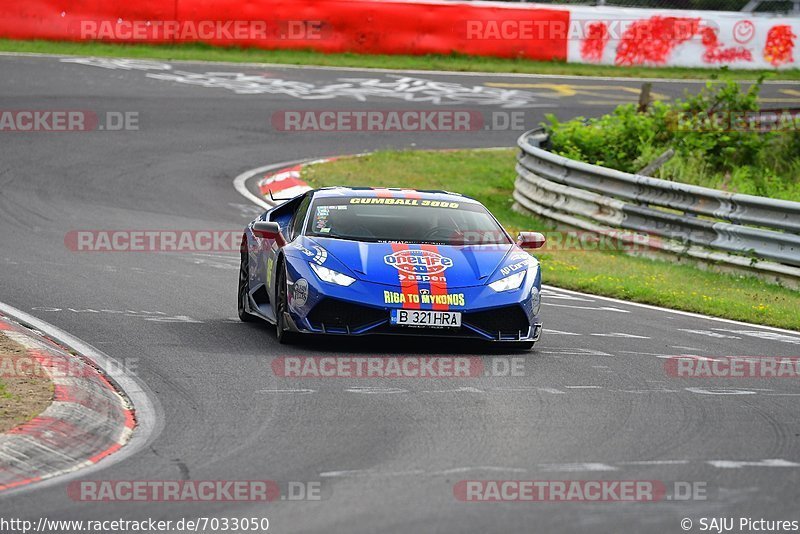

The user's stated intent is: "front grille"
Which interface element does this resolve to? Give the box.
[307,299,386,331]
[463,305,531,337]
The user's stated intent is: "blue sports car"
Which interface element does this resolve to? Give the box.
[238,187,545,349]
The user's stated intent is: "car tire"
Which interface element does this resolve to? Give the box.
[275,260,298,345]
[238,242,257,323]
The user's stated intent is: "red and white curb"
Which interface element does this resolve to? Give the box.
[258,164,312,202]
[0,317,135,492]
[256,157,339,205]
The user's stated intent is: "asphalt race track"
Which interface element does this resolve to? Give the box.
[1,54,800,533]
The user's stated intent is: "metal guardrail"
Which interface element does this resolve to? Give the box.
[514,128,800,279]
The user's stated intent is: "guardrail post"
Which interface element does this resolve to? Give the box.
[637,83,652,113]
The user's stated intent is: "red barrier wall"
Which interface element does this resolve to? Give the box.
[0,0,569,61]
[0,1,177,41]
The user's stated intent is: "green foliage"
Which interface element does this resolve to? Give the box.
[544,80,800,201]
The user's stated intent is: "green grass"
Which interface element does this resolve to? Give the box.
[3,39,800,80]
[302,149,800,331]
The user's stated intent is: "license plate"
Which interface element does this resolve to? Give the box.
[390,309,461,328]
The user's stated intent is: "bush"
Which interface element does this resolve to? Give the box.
[543,80,800,201]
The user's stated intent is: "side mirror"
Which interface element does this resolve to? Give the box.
[252,221,283,243]
[517,231,546,249]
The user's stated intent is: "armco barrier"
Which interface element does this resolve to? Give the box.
[0,0,797,69]
[513,128,800,283]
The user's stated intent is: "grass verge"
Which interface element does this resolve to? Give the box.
[2,39,800,81]
[0,332,54,433]
[302,149,800,331]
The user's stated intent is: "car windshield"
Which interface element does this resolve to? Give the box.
[305,196,512,245]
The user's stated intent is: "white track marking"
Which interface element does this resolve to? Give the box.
[537,387,567,394]
[183,257,238,271]
[491,386,565,394]
[547,303,630,313]
[192,253,239,260]
[619,388,680,394]
[346,387,408,394]
[679,329,742,339]
[618,350,716,360]
[433,466,529,475]
[621,460,690,465]
[253,385,796,397]
[711,329,800,345]
[146,70,553,107]
[29,307,202,323]
[256,389,316,395]
[421,386,486,394]
[590,332,650,339]
[544,329,581,336]
[709,459,800,469]
[319,469,379,478]
[541,290,595,302]
[320,465,528,478]
[685,387,763,395]
[539,463,617,472]
[538,348,612,356]
[487,386,565,394]
[319,458,800,478]
[542,285,800,336]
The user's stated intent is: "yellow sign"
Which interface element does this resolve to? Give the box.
[384,291,465,306]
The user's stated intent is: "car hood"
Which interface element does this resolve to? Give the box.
[305,236,515,289]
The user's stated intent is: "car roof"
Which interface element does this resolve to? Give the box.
[310,186,479,205]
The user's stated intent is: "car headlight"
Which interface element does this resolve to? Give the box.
[310,263,356,286]
[488,271,525,292]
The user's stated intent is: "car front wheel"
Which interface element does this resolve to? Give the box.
[275,261,298,344]
[238,243,257,323]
